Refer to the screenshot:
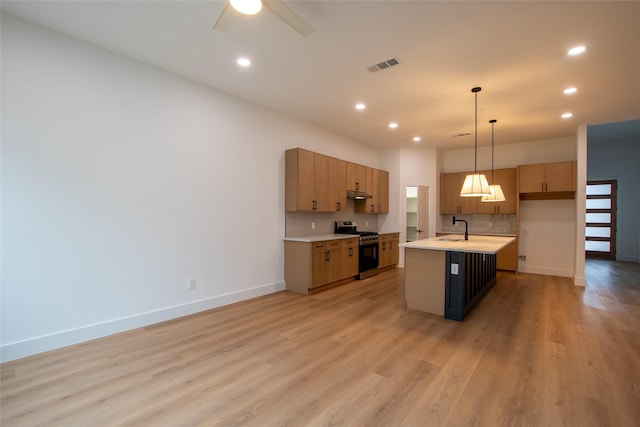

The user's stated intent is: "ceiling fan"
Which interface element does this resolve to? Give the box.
[213,0,314,37]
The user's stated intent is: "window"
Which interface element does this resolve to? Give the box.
[585,180,617,260]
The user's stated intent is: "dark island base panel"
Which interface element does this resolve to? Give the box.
[444,251,497,322]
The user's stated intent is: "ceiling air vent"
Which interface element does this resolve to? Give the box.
[367,57,401,73]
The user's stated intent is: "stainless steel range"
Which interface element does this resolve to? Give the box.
[335,221,379,279]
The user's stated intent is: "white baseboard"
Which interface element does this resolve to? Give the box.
[518,265,574,278]
[0,281,285,363]
[616,256,640,263]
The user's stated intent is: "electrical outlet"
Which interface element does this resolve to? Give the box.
[519,255,527,261]
[365,221,369,227]
[311,222,315,229]
[188,279,196,289]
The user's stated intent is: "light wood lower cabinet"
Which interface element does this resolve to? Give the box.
[285,237,359,294]
[379,233,400,269]
[497,238,517,272]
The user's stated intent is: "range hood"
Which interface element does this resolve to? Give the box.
[347,189,373,200]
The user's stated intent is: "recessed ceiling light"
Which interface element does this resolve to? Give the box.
[413,136,421,142]
[562,112,573,119]
[568,45,586,56]
[388,122,398,129]
[564,87,578,95]
[355,103,366,110]
[237,57,251,67]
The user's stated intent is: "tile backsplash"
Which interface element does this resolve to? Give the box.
[286,200,379,237]
[441,214,517,235]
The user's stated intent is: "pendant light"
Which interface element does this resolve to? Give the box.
[481,119,506,202]
[460,87,491,197]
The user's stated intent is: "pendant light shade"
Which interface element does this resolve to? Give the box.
[460,173,491,197]
[481,184,506,202]
[460,87,491,197]
[481,119,506,202]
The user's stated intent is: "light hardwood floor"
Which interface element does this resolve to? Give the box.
[2,260,639,426]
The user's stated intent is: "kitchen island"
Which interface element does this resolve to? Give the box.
[400,234,515,321]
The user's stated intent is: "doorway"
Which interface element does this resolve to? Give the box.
[406,185,428,242]
[585,180,617,260]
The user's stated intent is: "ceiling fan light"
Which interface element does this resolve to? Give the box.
[460,173,491,197]
[230,0,262,15]
[481,184,506,202]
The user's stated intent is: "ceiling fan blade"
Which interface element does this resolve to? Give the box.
[213,3,234,32]
[265,0,314,37]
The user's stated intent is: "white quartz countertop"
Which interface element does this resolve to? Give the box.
[284,234,359,243]
[400,234,515,254]
[437,231,517,237]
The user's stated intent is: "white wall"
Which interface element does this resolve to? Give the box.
[380,147,438,266]
[587,137,640,263]
[519,200,576,277]
[438,136,578,277]
[0,13,378,361]
[440,136,577,172]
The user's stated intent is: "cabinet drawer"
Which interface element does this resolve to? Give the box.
[312,242,327,252]
[341,238,358,247]
[327,240,341,249]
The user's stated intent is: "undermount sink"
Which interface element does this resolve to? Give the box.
[438,238,465,242]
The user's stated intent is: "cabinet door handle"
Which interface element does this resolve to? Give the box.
[383,242,386,250]
[337,201,341,211]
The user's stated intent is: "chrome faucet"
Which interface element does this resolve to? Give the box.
[452,216,469,240]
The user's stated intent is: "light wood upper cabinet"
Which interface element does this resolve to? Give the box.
[286,148,315,211]
[329,157,347,212]
[545,161,576,192]
[441,169,517,215]
[365,167,379,213]
[519,161,576,194]
[440,172,478,214]
[518,163,545,194]
[285,148,341,212]
[356,167,389,214]
[286,148,389,214]
[347,162,367,192]
[378,170,389,213]
[313,153,331,212]
[476,168,517,214]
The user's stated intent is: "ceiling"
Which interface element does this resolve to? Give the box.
[2,1,640,150]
